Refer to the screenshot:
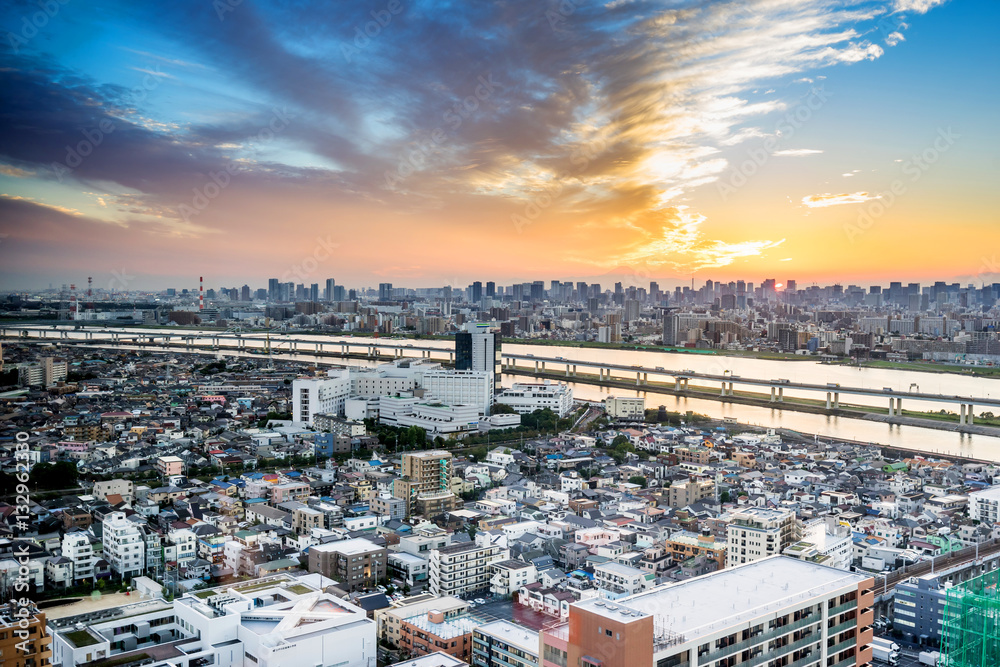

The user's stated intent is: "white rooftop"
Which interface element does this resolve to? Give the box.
[577,556,869,640]
[311,537,382,555]
[969,486,1000,500]
[476,620,540,657]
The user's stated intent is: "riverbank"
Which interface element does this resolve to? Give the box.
[826,357,1000,379]
[506,366,1000,439]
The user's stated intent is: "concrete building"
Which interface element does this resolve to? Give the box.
[308,537,387,592]
[490,559,538,596]
[593,561,654,599]
[783,519,853,570]
[380,395,481,437]
[969,485,1000,523]
[429,540,508,598]
[495,382,574,417]
[603,396,645,420]
[61,531,97,584]
[1,601,52,667]
[422,369,495,416]
[371,494,408,522]
[667,478,715,508]
[472,620,539,667]
[455,324,499,375]
[102,511,146,579]
[292,368,352,424]
[376,594,469,648]
[394,451,461,517]
[92,478,135,504]
[156,455,184,477]
[399,609,479,662]
[726,506,801,568]
[540,556,874,667]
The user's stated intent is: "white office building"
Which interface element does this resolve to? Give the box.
[496,382,574,417]
[421,369,494,415]
[292,368,351,424]
[603,395,645,420]
[102,511,146,579]
[379,395,480,437]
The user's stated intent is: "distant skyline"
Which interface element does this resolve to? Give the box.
[1,0,998,290]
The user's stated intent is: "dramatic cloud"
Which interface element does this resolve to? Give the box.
[0,0,961,286]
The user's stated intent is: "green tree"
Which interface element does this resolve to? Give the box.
[628,475,648,488]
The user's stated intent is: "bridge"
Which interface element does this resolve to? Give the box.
[2,325,995,423]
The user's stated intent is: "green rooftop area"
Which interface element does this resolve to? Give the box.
[285,584,313,595]
[65,629,101,647]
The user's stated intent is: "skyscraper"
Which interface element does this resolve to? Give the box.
[663,313,679,346]
[325,278,336,301]
[379,283,393,300]
[455,323,499,375]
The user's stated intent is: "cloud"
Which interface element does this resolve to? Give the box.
[894,0,949,14]
[0,194,82,216]
[0,164,34,178]
[885,32,905,46]
[801,192,881,207]
[773,149,824,157]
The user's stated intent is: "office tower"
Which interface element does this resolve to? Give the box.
[325,278,336,301]
[309,283,319,302]
[530,281,545,301]
[455,324,499,375]
[267,278,278,300]
[624,299,640,322]
[662,313,679,346]
[332,284,346,301]
[485,281,496,298]
[786,279,796,292]
[471,281,483,303]
[512,283,523,301]
[540,556,875,667]
[240,284,250,301]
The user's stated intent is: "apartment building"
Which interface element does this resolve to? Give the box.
[156,455,184,477]
[540,556,875,667]
[664,530,728,571]
[394,450,461,517]
[61,532,96,584]
[667,478,716,508]
[490,559,538,596]
[1,601,52,667]
[429,540,508,598]
[376,594,469,648]
[472,620,539,667]
[102,512,146,579]
[291,369,352,424]
[969,485,1000,523]
[593,561,654,600]
[399,609,479,662]
[92,478,135,503]
[308,537,387,592]
[726,506,801,568]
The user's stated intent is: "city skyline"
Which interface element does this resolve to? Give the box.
[1,0,998,290]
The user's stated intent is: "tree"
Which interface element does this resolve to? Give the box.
[628,475,648,488]
[491,403,516,414]
[467,524,478,541]
[719,490,731,504]
[29,461,78,490]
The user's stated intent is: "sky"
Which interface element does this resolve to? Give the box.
[0,0,997,292]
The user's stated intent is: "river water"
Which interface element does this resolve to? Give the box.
[27,327,1000,461]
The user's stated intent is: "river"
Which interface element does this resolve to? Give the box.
[20,326,1000,461]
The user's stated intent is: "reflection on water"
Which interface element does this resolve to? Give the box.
[39,327,1000,462]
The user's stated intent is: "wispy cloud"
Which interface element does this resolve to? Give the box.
[773,149,824,157]
[802,192,881,207]
[894,0,949,14]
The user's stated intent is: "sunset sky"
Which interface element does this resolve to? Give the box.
[1,0,997,291]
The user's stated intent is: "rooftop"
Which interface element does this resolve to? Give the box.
[475,620,540,656]
[577,556,870,641]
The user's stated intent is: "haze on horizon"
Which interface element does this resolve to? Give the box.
[0,0,997,292]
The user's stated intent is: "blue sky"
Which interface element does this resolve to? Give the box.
[1,0,996,290]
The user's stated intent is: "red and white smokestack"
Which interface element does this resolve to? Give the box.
[199,276,204,310]
[70,283,77,320]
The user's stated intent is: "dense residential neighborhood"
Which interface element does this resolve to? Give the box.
[2,336,1000,667]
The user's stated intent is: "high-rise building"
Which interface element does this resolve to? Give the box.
[485,281,496,298]
[379,282,394,300]
[455,324,499,375]
[530,281,545,301]
[325,278,336,301]
[540,556,874,667]
[471,281,483,303]
[662,313,679,346]
[309,283,319,302]
[393,450,460,517]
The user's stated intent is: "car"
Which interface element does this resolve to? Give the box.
[467,601,477,607]
[474,598,487,604]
